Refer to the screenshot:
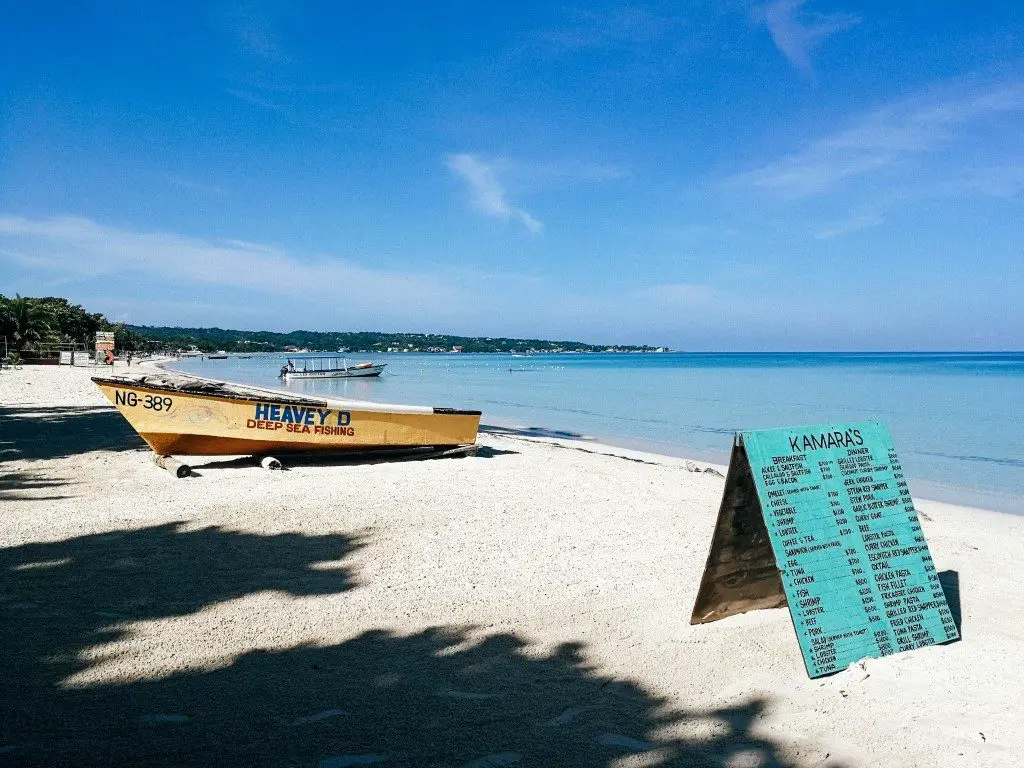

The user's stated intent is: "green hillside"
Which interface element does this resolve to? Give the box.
[127,325,665,354]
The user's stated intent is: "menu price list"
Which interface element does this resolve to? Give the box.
[742,422,959,678]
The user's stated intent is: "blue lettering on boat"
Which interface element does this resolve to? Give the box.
[254,404,338,426]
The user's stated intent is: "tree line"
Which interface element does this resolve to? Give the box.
[0,293,662,360]
[0,294,149,362]
[127,324,659,354]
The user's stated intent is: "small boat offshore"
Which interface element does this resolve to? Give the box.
[279,357,386,379]
[92,373,480,457]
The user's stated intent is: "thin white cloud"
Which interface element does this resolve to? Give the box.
[6,213,1010,349]
[641,282,716,305]
[223,6,287,61]
[517,211,543,234]
[537,7,686,51]
[225,88,283,111]
[166,175,226,197]
[518,159,630,185]
[0,215,460,323]
[729,83,1024,198]
[756,0,859,72]
[77,296,240,326]
[963,164,1024,198]
[814,212,884,240]
[0,214,735,344]
[446,154,543,233]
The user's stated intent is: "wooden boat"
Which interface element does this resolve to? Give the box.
[279,356,386,379]
[92,373,480,457]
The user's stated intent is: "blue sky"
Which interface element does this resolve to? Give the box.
[1,1,1021,350]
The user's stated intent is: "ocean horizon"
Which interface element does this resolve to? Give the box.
[166,351,1024,515]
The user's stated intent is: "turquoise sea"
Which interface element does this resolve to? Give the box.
[168,352,1024,514]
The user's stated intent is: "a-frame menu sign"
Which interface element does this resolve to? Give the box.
[691,421,958,678]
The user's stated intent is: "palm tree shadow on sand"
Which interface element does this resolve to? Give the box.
[0,405,145,462]
[1,524,839,767]
[0,470,76,501]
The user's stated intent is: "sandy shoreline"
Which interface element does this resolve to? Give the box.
[154,356,1024,517]
[2,364,1023,766]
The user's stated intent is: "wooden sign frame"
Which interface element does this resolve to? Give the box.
[691,422,959,678]
[691,438,787,623]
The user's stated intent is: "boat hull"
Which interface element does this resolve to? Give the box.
[93,378,480,456]
[283,365,384,379]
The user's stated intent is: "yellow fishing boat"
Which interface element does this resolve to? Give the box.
[93,373,481,457]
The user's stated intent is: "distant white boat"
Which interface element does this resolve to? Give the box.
[279,357,386,379]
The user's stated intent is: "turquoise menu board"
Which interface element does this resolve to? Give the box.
[741,421,959,678]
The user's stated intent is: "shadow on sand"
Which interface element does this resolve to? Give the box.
[1,522,364,766]
[938,570,962,637]
[0,405,146,462]
[0,523,835,767]
[0,471,76,501]
[190,444,519,472]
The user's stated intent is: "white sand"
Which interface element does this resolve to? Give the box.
[1,364,1022,767]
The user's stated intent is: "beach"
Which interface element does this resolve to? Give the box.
[2,363,1023,767]
[169,352,1024,516]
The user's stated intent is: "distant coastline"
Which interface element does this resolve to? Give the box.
[0,294,670,361]
[126,323,672,355]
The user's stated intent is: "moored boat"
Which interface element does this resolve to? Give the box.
[92,373,480,456]
[279,356,386,379]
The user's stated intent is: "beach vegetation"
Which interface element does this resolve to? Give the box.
[0,293,664,354]
[32,296,108,346]
[0,293,57,351]
[112,324,148,352]
[126,324,663,354]
[0,294,162,356]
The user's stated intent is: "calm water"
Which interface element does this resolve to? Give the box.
[168,352,1024,514]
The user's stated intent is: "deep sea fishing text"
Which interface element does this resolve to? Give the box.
[247,403,354,435]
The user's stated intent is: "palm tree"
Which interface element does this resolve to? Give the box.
[0,294,55,351]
